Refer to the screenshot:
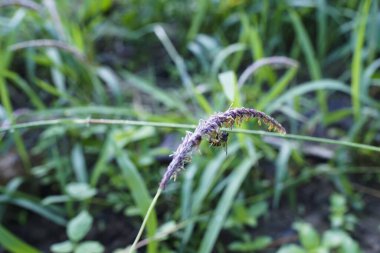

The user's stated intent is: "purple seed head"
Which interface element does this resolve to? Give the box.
[159,107,286,189]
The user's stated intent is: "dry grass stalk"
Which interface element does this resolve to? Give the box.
[9,39,85,61]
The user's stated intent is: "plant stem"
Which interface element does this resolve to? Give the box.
[2,118,380,153]
[129,188,162,253]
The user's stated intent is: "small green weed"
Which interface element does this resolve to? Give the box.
[51,211,105,253]
[277,192,362,253]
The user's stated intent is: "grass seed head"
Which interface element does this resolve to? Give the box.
[159,107,286,189]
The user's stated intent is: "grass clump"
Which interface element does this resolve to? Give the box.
[0,1,379,252]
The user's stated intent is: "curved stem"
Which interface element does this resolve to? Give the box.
[2,118,380,153]
[129,188,162,253]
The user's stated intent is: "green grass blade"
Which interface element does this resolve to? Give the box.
[3,70,45,110]
[71,144,88,183]
[351,0,372,119]
[121,71,190,116]
[0,178,23,222]
[3,198,66,226]
[180,164,198,221]
[0,71,30,169]
[96,66,123,104]
[267,80,347,113]
[366,1,378,63]
[188,39,211,73]
[0,41,30,169]
[289,9,326,115]
[0,224,41,253]
[218,71,241,107]
[257,66,298,110]
[266,79,377,114]
[240,14,264,62]
[316,0,327,60]
[240,14,276,84]
[193,143,240,212]
[324,108,352,125]
[113,137,158,253]
[211,43,246,79]
[198,156,258,253]
[289,10,321,80]
[154,25,212,114]
[46,48,66,93]
[273,142,292,207]
[33,78,78,104]
[362,58,380,96]
[181,143,240,249]
[248,24,264,61]
[187,0,208,41]
[90,133,113,186]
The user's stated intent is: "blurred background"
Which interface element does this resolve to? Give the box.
[0,0,379,252]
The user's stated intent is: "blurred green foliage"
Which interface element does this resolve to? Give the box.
[278,194,362,253]
[0,0,379,252]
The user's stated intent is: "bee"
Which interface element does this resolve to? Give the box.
[208,131,229,155]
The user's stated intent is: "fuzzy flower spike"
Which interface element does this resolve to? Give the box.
[159,107,286,189]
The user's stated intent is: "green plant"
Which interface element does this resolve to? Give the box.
[0,1,379,252]
[226,200,272,252]
[330,193,357,231]
[51,211,104,253]
[277,192,362,253]
[277,222,362,253]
